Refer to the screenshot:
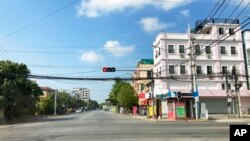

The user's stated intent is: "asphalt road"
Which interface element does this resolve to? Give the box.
[0,110,243,141]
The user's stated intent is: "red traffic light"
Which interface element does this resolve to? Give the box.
[103,67,116,72]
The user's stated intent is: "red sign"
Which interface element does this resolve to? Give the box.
[138,93,145,99]
[140,99,148,105]
[133,106,137,116]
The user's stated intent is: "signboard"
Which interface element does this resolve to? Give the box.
[176,103,186,118]
[133,106,137,116]
[138,93,145,99]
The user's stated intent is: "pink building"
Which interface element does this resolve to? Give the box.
[153,18,250,119]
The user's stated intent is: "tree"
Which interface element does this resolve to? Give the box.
[107,79,123,105]
[37,96,54,115]
[0,61,42,120]
[89,100,99,110]
[107,80,138,113]
[117,82,138,112]
[99,102,106,109]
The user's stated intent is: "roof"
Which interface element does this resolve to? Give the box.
[40,86,55,91]
[138,59,154,65]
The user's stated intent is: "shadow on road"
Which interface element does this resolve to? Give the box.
[0,115,76,125]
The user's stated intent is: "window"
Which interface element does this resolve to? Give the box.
[196,66,202,74]
[140,84,144,91]
[219,28,224,34]
[231,46,236,55]
[205,46,211,54]
[222,83,225,90]
[229,28,234,35]
[220,46,226,54]
[228,84,231,90]
[222,66,227,74]
[207,66,213,74]
[179,45,185,54]
[159,67,161,75]
[180,65,186,74]
[155,50,158,58]
[158,48,161,56]
[169,65,175,74]
[168,45,174,53]
[195,45,201,55]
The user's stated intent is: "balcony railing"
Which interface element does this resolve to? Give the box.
[192,18,240,33]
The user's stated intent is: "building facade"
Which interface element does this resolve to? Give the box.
[132,59,154,116]
[40,86,55,97]
[153,18,250,119]
[72,88,90,102]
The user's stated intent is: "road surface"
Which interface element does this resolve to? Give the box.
[0,110,240,141]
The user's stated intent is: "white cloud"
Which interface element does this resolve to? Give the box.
[180,9,190,17]
[76,0,194,18]
[104,40,134,57]
[80,51,103,63]
[140,17,172,33]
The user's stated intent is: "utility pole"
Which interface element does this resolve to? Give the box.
[232,66,242,118]
[54,90,57,116]
[151,69,155,119]
[189,24,199,120]
[225,71,231,117]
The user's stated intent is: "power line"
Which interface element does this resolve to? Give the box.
[0,71,239,81]
[0,0,77,41]
[152,0,219,6]
[216,0,231,18]
[209,0,226,18]
[206,0,223,18]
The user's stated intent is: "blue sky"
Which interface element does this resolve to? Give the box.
[0,0,250,103]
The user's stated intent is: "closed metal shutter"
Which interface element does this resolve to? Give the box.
[201,98,227,114]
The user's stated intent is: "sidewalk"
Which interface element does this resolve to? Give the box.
[130,114,250,123]
[207,114,250,122]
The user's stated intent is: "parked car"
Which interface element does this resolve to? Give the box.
[75,109,82,113]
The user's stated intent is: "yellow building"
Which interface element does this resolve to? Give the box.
[132,59,154,116]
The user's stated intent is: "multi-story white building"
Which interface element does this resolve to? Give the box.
[242,29,250,89]
[72,88,90,102]
[153,18,250,118]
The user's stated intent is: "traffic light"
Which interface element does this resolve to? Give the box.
[103,67,116,72]
[177,92,181,99]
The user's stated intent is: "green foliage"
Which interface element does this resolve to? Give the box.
[107,79,123,105]
[37,91,90,115]
[0,60,42,120]
[107,80,138,112]
[37,96,54,115]
[89,100,99,110]
[98,102,106,109]
[117,82,138,110]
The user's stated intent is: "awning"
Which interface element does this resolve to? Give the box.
[171,89,250,97]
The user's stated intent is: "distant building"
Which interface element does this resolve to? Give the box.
[40,86,55,97]
[72,88,90,102]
